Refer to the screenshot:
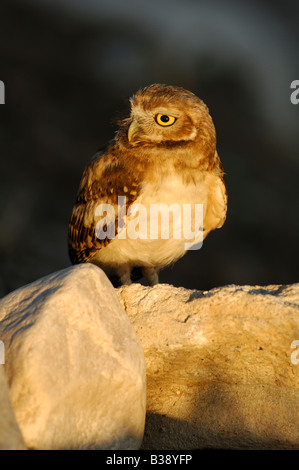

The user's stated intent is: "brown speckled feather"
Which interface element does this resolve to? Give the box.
[68,144,142,264]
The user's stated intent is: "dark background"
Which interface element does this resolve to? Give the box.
[0,0,298,296]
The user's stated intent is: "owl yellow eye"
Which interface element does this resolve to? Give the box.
[155,114,176,126]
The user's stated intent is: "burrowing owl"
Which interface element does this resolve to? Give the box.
[68,84,227,286]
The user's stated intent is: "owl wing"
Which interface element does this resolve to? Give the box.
[203,154,228,240]
[68,144,140,264]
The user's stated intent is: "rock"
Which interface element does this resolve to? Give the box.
[117,282,299,450]
[0,365,27,450]
[0,264,146,450]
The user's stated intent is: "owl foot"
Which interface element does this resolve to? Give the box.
[142,267,159,286]
[117,267,132,285]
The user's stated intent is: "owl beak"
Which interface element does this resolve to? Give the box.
[128,120,142,143]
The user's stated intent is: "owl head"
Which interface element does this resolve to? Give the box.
[123,83,215,147]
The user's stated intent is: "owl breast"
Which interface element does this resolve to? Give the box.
[90,171,215,271]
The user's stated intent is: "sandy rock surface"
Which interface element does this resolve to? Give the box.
[117,282,299,449]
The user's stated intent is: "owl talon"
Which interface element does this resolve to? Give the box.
[142,267,159,286]
[117,267,132,285]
